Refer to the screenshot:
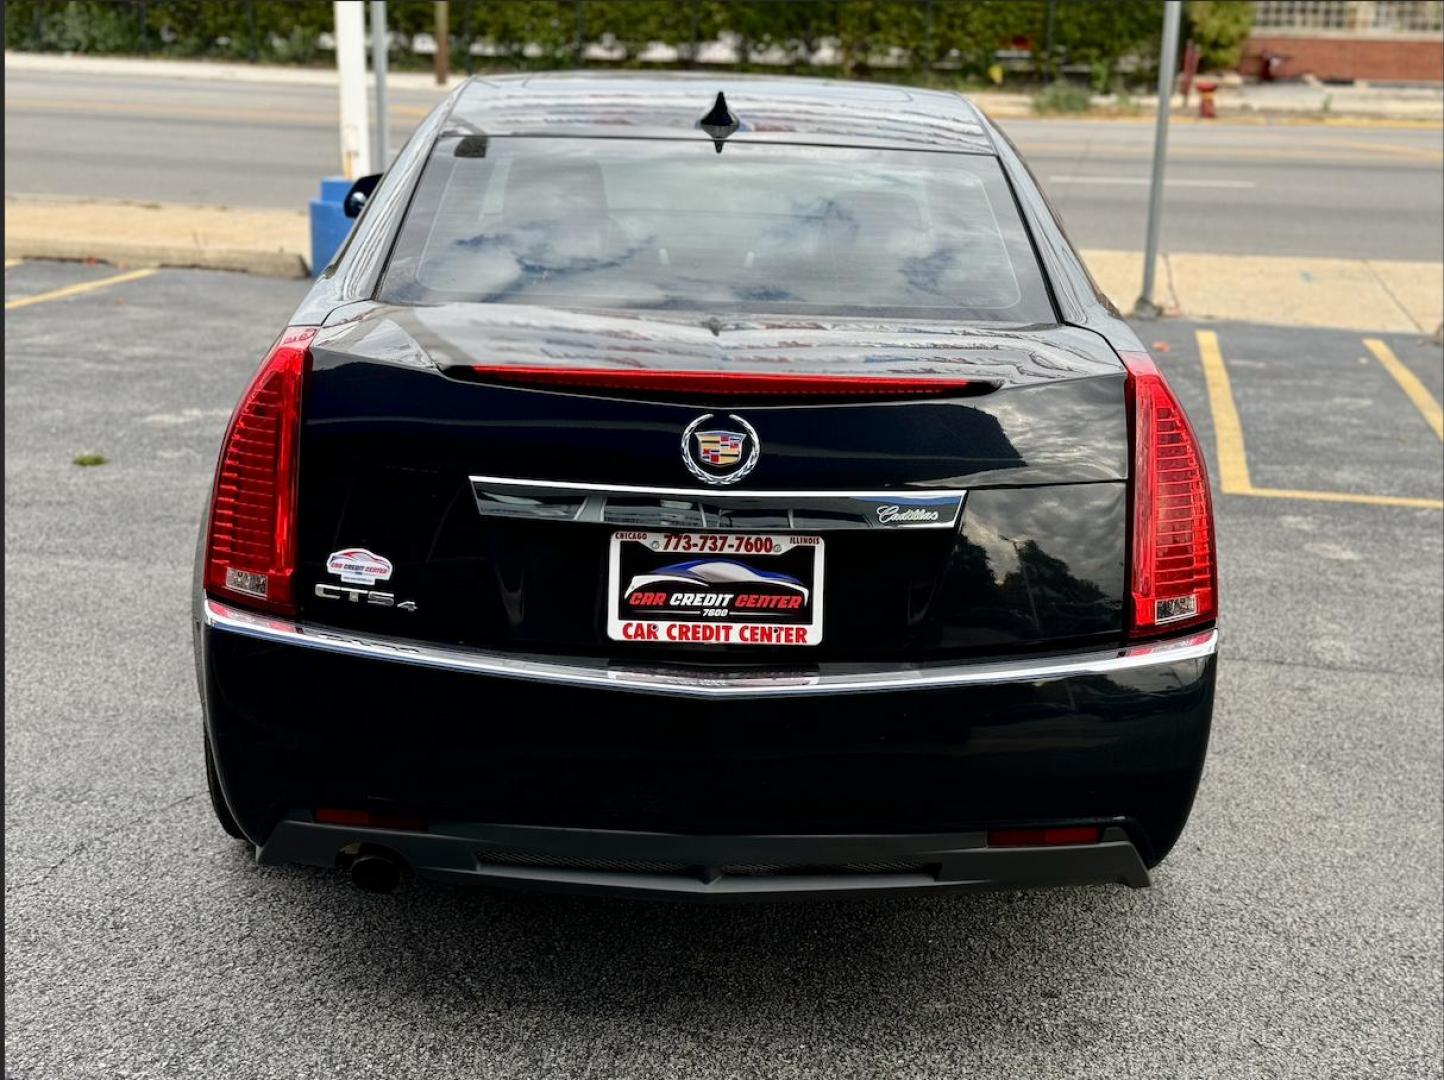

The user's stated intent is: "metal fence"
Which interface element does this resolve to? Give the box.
[1373,0,1444,32]
[1252,0,1443,34]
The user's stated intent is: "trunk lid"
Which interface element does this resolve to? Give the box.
[296,303,1128,660]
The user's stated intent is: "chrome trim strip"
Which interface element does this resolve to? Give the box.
[470,475,969,530]
[204,599,1217,699]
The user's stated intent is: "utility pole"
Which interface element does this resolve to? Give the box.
[334,1,371,181]
[371,1,390,172]
[1133,0,1183,319]
[1043,0,1057,83]
[434,1,451,87]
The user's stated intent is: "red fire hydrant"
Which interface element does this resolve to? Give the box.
[1196,78,1218,119]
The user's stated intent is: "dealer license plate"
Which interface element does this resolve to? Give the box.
[607,531,824,647]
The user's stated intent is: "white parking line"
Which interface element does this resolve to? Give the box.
[1050,176,1257,189]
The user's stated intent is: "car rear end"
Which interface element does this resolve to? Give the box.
[195,78,1217,899]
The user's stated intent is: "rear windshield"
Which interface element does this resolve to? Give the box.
[380,136,1054,323]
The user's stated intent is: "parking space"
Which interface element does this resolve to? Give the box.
[5,262,1441,1080]
[1144,319,1443,508]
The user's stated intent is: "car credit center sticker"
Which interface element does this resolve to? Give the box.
[325,548,393,586]
[607,531,824,646]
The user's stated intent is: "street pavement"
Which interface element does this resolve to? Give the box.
[5,63,1443,262]
[4,262,1441,1079]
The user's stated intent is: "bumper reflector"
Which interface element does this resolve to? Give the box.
[987,826,1102,847]
[314,807,427,832]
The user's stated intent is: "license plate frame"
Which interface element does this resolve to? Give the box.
[606,530,825,647]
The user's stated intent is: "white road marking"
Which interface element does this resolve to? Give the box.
[1049,175,1257,189]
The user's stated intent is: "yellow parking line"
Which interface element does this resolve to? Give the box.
[1195,330,1254,493]
[1194,328,1443,510]
[1238,487,1444,510]
[5,267,157,311]
[4,259,21,269]
[1363,338,1443,441]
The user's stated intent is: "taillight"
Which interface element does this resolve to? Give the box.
[1122,350,1217,638]
[202,327,315,615]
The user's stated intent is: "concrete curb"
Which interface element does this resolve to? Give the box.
[2,236,308,279]
[4,196,311,280]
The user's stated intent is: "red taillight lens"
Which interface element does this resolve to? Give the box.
[1122,351,1217,638]
[202,327,316,615]
[466,365,975,397]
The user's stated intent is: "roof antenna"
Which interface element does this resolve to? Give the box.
[698,91,739,154]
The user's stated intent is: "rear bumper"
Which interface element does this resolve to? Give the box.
[260,818,1150,901]
[202,598,1216,697]
[197,599,1217,890]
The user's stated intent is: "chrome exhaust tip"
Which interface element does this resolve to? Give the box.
[348,850,403,894]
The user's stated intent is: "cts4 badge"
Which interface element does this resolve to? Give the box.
[314,583,417,611]
[326,548,393,585]
[681,413,759,485]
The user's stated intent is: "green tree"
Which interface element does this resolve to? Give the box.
[930,0,1043,79]
[836,0,927,76]
[1185,0,1254,72]
[1051,0,1164,92]
[1,0,1201,85]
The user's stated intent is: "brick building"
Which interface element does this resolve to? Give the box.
[1241,0,1444,83]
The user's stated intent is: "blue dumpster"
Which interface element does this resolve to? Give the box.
[309,177,354,278]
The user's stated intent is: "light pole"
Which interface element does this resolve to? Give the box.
[334,0,370,181]
[1133,0,1183,319]
[371,1,389,173]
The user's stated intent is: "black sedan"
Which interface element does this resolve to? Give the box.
[194,74,1218,900]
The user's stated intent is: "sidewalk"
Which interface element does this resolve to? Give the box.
[8,50,1442,123]
[1229,78,1444,121]
[4,50,469,92]
[1081,249,1442,336]
[5,194,1440,335]
[976,80,1444,122]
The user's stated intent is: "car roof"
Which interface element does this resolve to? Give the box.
[445,72,996,155]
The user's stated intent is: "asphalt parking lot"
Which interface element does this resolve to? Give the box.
[5,260,1442,1079]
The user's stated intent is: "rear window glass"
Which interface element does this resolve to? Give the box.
[380,137,1054,323]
